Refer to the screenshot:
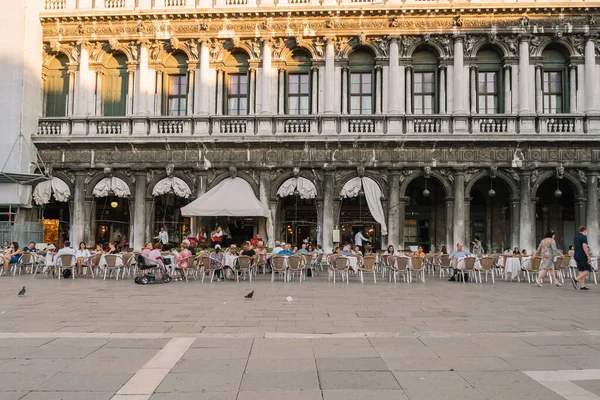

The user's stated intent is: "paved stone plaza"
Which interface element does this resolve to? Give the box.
[0,274,599,400]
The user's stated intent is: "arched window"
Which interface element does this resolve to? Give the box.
[542,46,568,114]
[162,52,188,116]
[412,48,439,115]
[44,54,69,117]
[103,53,128,116]
[224,51,250,116]
[476,47,503,114]
[286,50,311,115]
[348,49,375,115]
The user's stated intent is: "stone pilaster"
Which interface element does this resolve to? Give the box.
[452,170,465,247]
[518,35,531,113]
[387,38,400,114]
[72,172,86,248]
[324,38,335,114]
[196,40,210,115]
[133,171,146,251]
[519,170,535,253]
[322,170,335,253]
[509,197,520,249]
[586,171,599,255]
[585,36,598,113]
[387,171,401,249]
[258,172,271,244]
[260,39,273,115]
[445,196,454,250]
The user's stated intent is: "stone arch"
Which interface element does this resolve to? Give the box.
[471,41,510,60]
[405,40,444,60]
[270,172,322,200]
[146,172,196,199]
[465,170,519,199]
[209,171,259,198]
[340,41,379,60]
[45,41,79,65]
[532,170,585,199]
[399,170,453,198]
[103,40,138,64]
[159,49,190,70]
[334,171,388,199]
[531,37,579,58]
[292,38,323,60]
[84,171,135,199]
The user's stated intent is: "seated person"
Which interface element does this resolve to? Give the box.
[3,242,23,275]
[353,245,363,256]
[278,243,295,256]
[298,244,309,254]
[142,242,163,266]
[448,243,472,281]
[23,242,37,253]
[413,245,425,258]
[210,246,225,280]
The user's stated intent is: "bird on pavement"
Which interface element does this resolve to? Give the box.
[18,287,25,297]
[244,290,254,299]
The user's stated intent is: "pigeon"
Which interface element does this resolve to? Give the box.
[18,287,25,297]
[244,290,254,299]
[286,296,293,302]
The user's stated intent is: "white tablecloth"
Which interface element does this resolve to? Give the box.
[99,254,124,268]
[223,254,238,268]
[593,258,599,271]
[504,257,521,280]
[344,256,359,273]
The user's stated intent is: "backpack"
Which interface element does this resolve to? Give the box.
[63,269,72,279]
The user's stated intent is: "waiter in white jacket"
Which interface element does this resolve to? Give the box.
[158,227,169,248]
[354,230,370,252]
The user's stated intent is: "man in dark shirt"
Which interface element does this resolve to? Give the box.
[572,225,592,291]
[240,241,256,261]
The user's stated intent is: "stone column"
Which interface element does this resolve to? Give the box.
[405,66,412,114]
[534,65,542,113]
[387,172,401,249]
[86,199,96,246]
[509,197,520,249]
[453,36,466,114]
[67,68,76,116]
[439,66,446,114]
[195,172,208,234]
[311,66,319,113]
[388,38,400,114]
[316,199,324,246]
[133,171,146,251]
[196,41,210,115]
[470,66,477,114]
[375,65,383,114]
[260,39,273,114]
[587,171,599,255]
[341,67,348,114]
[126,66,135,116]
[322,171,335,253]
[72,172,86,249]
[519,170,534,253]
[269,200,278,244]
[452,170,465,247]
[259,172,271,242]
[324,38,335,114]
[504,65,511,113]
[186,62,196,115]
[95,71,103,115]
[519,36,531,113]
[248,68,256,115]
[75,45,90,116]
[585,36,598,113]
[397,197,407,251]
[569,65,577,113]
[398,64,406,114]
[216,69,224,115]
[278,68,285,114]
[445,197,454,250]
[575,197,587,235]
[134,42,149,115]
[464,197,472,246]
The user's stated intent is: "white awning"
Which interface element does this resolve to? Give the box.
[181,177,270,217]
[92,177,131,198]
[276,177,317,199]
[152,177,192,198]
[340,177,388,236]
[33,177,71,205]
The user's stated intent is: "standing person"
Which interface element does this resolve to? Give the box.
[535,231,562,287]
[211,226,223,247]
[197,226,207,248]
[472,236,484,254]
[158,227,169,248]
[572,226,592,291]
[354,230,370,252]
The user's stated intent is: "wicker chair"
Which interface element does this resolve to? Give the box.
[478,256,495,283]
[439,254,452,278]
[331,257,349,284]
[270,255,287,282]
[358,255,376,283]
[390,256,410,283]
[410,256,425,283]
[57,254,75,280]
[287,255,305,282]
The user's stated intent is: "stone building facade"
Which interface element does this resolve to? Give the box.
[29,0,600,254]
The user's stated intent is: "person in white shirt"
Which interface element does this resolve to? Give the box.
[354,230,370,251]
[158,227,169,247]
[56,241,76,267]
[270,241,284,258]
[75,242,92,276]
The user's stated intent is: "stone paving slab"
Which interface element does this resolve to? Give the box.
[0,275,599,399]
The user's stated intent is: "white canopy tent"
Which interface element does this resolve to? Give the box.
[181,177,274,247]
[92,177,131,198]
[32,177,71,205]
[276,177,317,199]
[340,177,388,236]
[152,177,192,198]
